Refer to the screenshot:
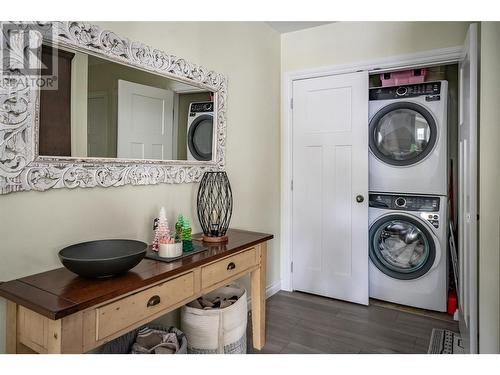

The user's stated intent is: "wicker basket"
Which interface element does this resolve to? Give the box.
[101,325,187,354]
[181,284,247,354]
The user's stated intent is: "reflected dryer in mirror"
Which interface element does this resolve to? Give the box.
[0,21,227,194]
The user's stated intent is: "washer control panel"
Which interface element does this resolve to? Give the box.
[369,81,441,100]
[369,193,440,212]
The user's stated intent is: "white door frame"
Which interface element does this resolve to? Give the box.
[281,45,464,292]
[458,23,479,354]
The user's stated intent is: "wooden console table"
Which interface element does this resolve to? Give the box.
[0,229,273,354]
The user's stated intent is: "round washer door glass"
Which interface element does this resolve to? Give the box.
[369,215,436,280]
[369,102,437,166]
[188,114,213,161]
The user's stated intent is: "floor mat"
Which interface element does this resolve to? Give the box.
[428,328,464,354]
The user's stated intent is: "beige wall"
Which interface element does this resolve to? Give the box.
[479,21,500,354]
[281,22,471,72]
[0,21,281,353]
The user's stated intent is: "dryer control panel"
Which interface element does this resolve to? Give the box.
[369,81,441,100]
[189,101,214,116]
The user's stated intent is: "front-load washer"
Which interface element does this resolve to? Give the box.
[369,192,448,312]
[369,81,448,195]
[187,101,214,161]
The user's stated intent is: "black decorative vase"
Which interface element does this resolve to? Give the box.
[197,171,233,242]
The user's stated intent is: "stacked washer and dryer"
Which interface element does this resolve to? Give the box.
[368,81,449,312]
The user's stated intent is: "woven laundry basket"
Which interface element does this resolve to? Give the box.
[181,284,247,354]
[101,325,187,354]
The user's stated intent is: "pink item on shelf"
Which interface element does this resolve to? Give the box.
[380,68,427,87]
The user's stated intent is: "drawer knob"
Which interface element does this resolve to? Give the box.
[147,295,161,307]
[227,262,236,271]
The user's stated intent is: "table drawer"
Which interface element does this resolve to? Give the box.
[96,272,194,341]
[201,248,257,289]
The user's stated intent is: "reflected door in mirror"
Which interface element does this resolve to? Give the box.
[39,46,74,157]
[117,80,174,160]
[88,92,109,157]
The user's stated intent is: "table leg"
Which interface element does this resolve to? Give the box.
[251,242,267,350]
[46,319,62,354]
[6,300,17,354]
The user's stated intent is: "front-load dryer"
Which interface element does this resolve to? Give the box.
[369,81,448,195]
[187,101,214,161]
[369,193,448,312]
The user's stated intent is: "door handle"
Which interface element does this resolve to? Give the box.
[147,295,161,307]
[356,195,364,203]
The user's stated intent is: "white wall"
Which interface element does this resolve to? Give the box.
[0,21,281,353]
[478,21,500,354]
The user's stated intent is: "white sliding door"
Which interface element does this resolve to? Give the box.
[292,71,369,305]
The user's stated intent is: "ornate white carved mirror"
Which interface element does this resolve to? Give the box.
[0,21,227,194]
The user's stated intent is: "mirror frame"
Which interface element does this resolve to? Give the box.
[0,21,227,194]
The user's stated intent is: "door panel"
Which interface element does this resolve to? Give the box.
[306,87,352,132]
[458,23,479,354]
[292,71,369,305]
[299,145,323,273]
[328,145,352,276]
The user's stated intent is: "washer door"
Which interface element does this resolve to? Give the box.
[369,214,436,280]
[369,102,437,166]
[188,114,213,161]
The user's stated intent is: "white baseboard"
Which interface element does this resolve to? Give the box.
[247,279,281,310]
[265,279,282,299]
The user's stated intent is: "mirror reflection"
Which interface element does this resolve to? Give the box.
[38,46,215,161]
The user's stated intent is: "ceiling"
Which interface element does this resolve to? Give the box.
[265,21,333,34]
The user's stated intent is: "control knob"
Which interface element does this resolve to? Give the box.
[396,87,408,96]
[395,197,407,207]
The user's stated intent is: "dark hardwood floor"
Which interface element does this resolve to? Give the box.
[248,291,459,354]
